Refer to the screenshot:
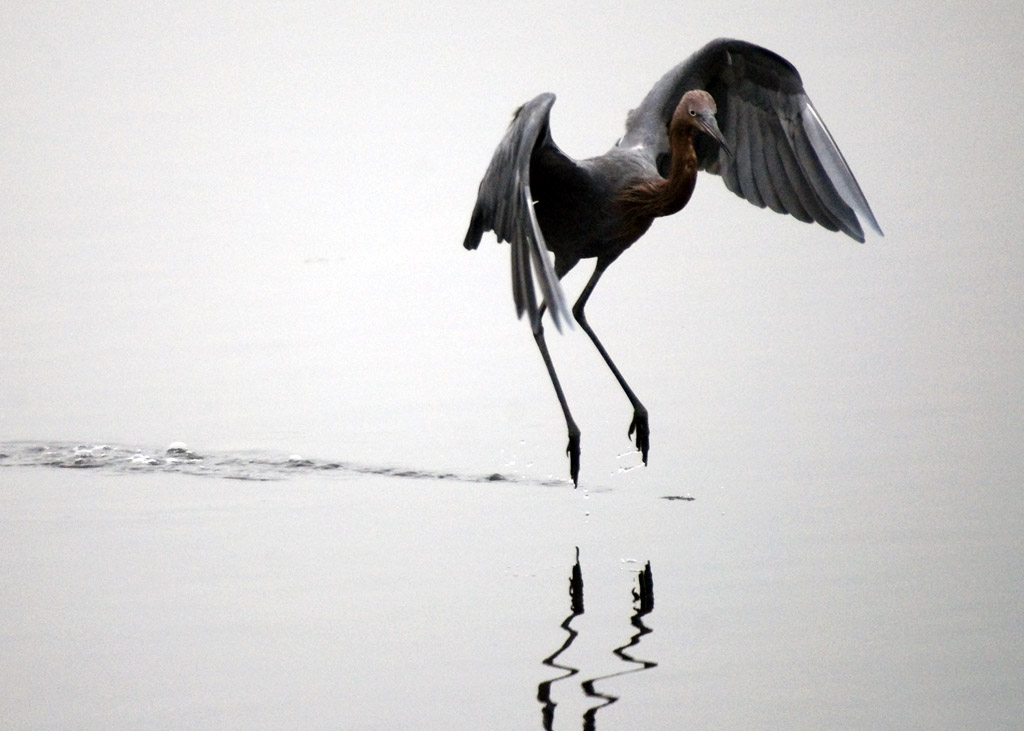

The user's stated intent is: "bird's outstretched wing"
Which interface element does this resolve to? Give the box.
[620,38,882,242]
[464,93,573,331]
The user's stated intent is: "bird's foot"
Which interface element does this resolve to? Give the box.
[628,407,650,465]
[567,428,581,487]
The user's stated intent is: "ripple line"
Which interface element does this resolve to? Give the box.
[0,440,567,487]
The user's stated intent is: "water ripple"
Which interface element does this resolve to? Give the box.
[0,440,564,486]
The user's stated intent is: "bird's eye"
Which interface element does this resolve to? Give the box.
[689,109,696,116]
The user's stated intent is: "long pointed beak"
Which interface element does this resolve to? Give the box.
[697,112,731,156]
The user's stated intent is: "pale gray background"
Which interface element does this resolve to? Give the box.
[2,1,1021,479]
[2,1,1022,728]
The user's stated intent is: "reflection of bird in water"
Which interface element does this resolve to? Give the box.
[581,561,657,729]
[537,549,584,729]
[538,551,657,729]
[465,39,883,486]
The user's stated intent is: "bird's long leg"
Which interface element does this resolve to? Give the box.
[573,258,650,465]
[532,302,582,487]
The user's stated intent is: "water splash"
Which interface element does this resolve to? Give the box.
[0,440,566,486]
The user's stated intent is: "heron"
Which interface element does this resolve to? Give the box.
[463,38,882,486]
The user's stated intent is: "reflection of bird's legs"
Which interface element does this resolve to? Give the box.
[532,302,581,486]
[573,257,650,465]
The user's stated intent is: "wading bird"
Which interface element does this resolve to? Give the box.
[464,39,882,486]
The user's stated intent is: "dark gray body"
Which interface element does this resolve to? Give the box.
[464,38,882,330]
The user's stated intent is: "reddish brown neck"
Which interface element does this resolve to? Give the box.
[619,124,699,220]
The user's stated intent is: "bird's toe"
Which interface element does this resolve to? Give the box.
[628,408,650,465]
[567,431,581,487]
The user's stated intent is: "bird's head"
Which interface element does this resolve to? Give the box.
[675,90,730,155]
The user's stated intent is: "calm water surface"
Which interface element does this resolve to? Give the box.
[2,431,1021,728]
